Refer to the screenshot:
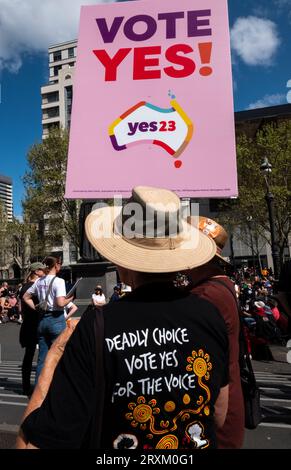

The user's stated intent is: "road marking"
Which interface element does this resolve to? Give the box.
[257,380,291,385]
[0,400,27,407]
[0,386,22,390]
[0,375,25,379]
[259,423,291,430]
[260,387,285,391]
[0,393,27,399]
[260,397,291,403]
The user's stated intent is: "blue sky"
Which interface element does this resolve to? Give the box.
[0,0,291,216]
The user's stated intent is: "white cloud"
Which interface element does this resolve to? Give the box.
[0,0,113,73]
[231,16,280,66]
[248,93,286,110]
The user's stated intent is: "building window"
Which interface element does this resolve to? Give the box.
[54,65,62,76]
[46,107,60,119]
[48,91,59,103]
[43,91,59,104]
[65,86,73,129]
[53,50,62,62]
[68,47,75,59]
[66,87,73,101]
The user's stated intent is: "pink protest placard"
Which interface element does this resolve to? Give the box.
[65,0,238,199]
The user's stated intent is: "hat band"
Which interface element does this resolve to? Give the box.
[122,234,186,251]
[113,215,190,251]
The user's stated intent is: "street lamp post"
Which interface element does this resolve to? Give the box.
[246,216,255,269]
[260,157,281,279]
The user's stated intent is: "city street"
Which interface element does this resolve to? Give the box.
[0,322,290,449]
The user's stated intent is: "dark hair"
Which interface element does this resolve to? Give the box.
[42,256,61,273]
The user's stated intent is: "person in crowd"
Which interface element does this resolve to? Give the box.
[0,282,9,309]
[23,256,74,384]
[19,262,46,396]
[252,276,263,297]
[239,272,255,311]
[91,285,106,306]
[109,285,122,303]
[268,298,288,334]
[187,216,244,449]
[261,268,269,277]
[7,291,20,322]
[17,186,229,450]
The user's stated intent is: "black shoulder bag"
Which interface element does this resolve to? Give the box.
[209,278,262,430]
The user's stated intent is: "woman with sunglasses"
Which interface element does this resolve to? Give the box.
[92,285,106,307]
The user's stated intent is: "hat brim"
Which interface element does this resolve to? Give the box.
[85,206,216,273]
[214,253,231,265]
[254,302,265,308]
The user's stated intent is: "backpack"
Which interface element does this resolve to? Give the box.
[208,278,262,430]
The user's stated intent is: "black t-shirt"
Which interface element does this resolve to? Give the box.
[21,283,228,449]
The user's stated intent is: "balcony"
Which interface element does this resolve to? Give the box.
[42,107,60,122]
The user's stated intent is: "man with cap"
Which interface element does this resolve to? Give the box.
[17,186,229,450]
[187,216,244,449]
[18,262,46,396]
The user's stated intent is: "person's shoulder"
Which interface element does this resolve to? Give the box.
[77,305,100,331]
[191,276,238,321]
[20,281,34,294]
[192,276,235,294]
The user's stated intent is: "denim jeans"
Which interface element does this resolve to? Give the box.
[35,313,66,384]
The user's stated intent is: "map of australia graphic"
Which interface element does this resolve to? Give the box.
[109,95,193,168]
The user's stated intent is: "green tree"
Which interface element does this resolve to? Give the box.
[23,128,80,255]
[0,201,10,271]
[219,120,291,266]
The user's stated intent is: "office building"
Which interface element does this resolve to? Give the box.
[0,174,13,221]
[40,40,78,264]
[41,40,77,139]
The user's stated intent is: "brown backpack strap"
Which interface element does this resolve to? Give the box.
[206,277,237,304]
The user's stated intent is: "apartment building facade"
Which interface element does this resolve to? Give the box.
[41,40,77,139]
[0,174,13,221]
[41,40,78,265]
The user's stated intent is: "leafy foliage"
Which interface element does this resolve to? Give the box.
[23,128,80,254]
[219,120,291,264]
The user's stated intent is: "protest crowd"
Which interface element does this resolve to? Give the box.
[13,186,291,451]
[0,0,288,454]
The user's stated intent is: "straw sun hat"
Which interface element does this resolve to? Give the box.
[85,186,216,273]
